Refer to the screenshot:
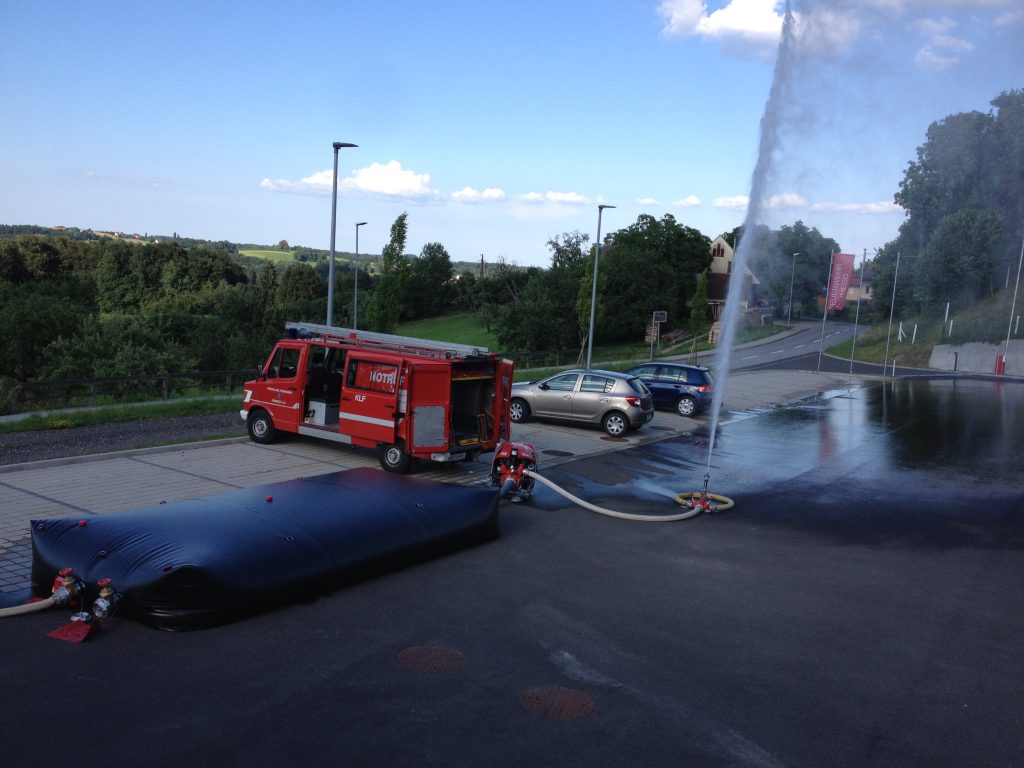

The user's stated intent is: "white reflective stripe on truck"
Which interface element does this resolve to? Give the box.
[339,412,395,429]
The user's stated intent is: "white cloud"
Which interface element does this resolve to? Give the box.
[260,160,439,199]
[911,16,974,71]
[659,0,784,56]
[713,195,749,210]
[768,192,807,208]
[637,197,659,205]
[518,191,590,205]
[341,160,439,198]
[994,9,1024,26]
[672,195,702,208]
[259,168,338,194]
[452,186,506,203]
[810,201,903,214]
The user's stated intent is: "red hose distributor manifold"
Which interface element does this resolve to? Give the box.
[490,441,538,503]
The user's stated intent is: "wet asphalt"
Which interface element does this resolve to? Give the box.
[2,377,1022,767]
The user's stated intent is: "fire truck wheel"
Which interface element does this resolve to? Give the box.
[602,411,629,437]
[379,442,412,473]
[509,398,530,423]
[247,410,277,444]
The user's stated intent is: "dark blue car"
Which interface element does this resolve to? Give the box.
[624,363,713,417]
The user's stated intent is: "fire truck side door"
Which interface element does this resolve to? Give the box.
[338,354,400,445]
[497,359,514,442]
[256,343,305,432]
[408,362,450,451]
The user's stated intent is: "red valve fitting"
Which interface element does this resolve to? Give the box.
[51,568,85,607]
[92,578,122,620]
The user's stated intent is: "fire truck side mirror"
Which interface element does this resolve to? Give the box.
[256,363,265,380]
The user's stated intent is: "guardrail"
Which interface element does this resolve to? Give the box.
[3,369,257,416]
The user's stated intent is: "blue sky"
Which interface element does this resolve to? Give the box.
[2,1,1021,268]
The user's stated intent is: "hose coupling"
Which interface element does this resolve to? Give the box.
[51,567,86,607]
[92,578,122,620]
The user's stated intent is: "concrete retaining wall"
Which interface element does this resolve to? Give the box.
[929,340,1024,376]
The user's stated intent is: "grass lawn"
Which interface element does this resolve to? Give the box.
[238,249,296,262]
[395,314,500,350]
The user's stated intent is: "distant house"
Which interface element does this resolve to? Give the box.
[705,236,761,320]
[847,266,873,304]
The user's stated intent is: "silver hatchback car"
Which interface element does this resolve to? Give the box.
[509,369,655,436]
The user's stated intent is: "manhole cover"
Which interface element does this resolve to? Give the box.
[542,449,575,457]
[518,686,598,720]
[395,645,466,674]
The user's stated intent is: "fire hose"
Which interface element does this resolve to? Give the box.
[523,469,734,523]
[0,595,58,618]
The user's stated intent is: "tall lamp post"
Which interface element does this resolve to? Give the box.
[327,141,357,325]
[353,221,367,329]
[585,204,615,371]
[882,251,902,377]
[787,252,800,325]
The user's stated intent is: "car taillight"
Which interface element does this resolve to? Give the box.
[626,396,642,407]
[696,385,710,392]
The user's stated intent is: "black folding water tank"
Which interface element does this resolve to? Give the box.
[31,468,500,630]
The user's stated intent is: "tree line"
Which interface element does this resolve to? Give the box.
[2,88,1019,399]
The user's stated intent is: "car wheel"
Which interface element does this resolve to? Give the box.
[509,398,530,423]
[247,410,276,444]
[379,441,412,474]
[602,411,629,436]
[676,396,697,417]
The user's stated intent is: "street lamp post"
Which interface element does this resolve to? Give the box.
[327,141,357,326]
[585,204,615,371]
[787,252,799,325]
[882,251,902,377]
[353,221,367,329]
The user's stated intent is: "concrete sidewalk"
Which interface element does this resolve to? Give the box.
[0,369,856,596]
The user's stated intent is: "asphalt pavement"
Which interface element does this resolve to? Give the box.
[2,361,1022,768]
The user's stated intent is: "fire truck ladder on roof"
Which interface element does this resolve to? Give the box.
[285,321,491,360]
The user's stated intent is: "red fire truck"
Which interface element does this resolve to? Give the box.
[240,322,514,473]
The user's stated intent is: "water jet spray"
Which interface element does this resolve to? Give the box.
[704,2,798,473]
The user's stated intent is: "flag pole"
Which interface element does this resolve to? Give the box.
[849,249,865,373]
[817,250,835,372]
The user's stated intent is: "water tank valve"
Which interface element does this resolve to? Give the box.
[92,578,122,620]
[51,567,85,607]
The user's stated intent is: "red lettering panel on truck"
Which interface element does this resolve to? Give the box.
[353,362,398,393]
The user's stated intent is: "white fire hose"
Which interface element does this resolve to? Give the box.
[523,469,733,523]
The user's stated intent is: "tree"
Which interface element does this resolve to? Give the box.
[915,209,1006,306]
[277,240,290,250]
[0,281,90,381]
[689,269,710,340]
[888,89,1024,312]
[749,221,839,317]
[482,233,591,356]
[588,214,712,342]
[276,262,323,304]
[406,242,456,319]
[367,213,410,333]
[257,261,279,305]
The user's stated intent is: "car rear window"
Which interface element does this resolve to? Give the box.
[581,374,614,393]
[627,377,649,394]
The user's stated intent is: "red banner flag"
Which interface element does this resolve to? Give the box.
[826,252,856,312]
